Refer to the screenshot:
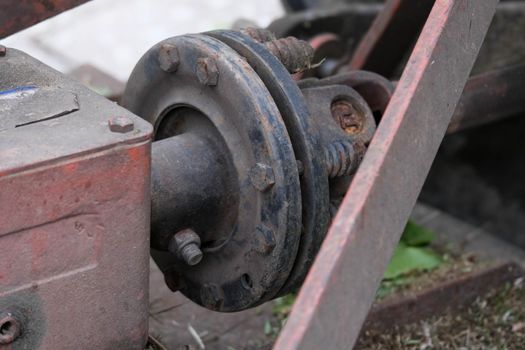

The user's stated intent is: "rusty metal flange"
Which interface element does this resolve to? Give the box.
[206,30,332,295]
[122,34,302,311]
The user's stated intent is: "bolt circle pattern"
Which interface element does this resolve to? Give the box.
[122,34,302,311]
[207,30,331,295]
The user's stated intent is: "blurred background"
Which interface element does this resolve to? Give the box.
[3,0,284,81]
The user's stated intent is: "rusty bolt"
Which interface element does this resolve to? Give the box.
[0,46,6,57]
[169,229,203,266]
[250,163,275,192]
[241,27,276,43]
[254,224,276,255]
[0,313,21,345]
[331,100,363,134]
[196,57,219,86]
[264,37,314,73]
[108,116,134,133]
[158,43,180,73]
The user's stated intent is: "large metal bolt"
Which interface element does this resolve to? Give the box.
[0,313,21,345]
[169,229,203,266]
[264,37,314,74]
[108,116,134,133]
[0,45,6,57]
[325,140,364,178]
[254,224,276,255]
[331,100,363,134]
[158,43,180,73]
[241,27,276,43]
[196,57,219,86]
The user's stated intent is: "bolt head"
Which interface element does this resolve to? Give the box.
[181,244,203,266]
[250,163,275,192]
[169,229,203,266]
[241,27,276,43]
[331,100,363,134]
[0,313,20,345]
[108,116,134,133]
[253,224,276,254]
[158,43,180,73]
[196,57,219,86]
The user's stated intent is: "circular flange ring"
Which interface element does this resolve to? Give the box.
[206,30,331,295]
[122,34,302,311]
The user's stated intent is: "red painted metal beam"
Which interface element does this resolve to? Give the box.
[0,0,91,39]
[274,1,499,349]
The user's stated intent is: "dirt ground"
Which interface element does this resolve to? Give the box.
[356,277,525,350]
[147,204,525,349]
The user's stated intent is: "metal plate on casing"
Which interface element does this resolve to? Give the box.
[0,86,78,131]
[0,48,152,175]
[122,34,302,311]
[207,30,331,295]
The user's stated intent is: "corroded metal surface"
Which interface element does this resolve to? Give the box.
[123,34,303,311]
[205,29,331,297]
[275,1,498,349]
[0,0,90,38]
[124,29,377,311]
[0,49,152,349]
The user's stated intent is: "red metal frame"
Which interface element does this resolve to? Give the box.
[275,1,499,348]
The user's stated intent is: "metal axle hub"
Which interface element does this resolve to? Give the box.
[122,29,378,311]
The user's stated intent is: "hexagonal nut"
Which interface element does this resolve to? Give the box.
[253,224,276,254]
[196,57,219,86]
[168,229,203,266]
[170,229,200,250]
[108,116,134,133]
[158,43,180,73]
[250,163,275,192]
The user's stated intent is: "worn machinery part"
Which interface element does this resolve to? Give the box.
[206,29,331,296]
[294,33,346,79]
[240,27,276,43]
[300,70,395,119]
[300,83,374,217]
[263,37,315,73]
[123,34,302,311]
[301,84,376,146]
[1,49,152,349]
[123,30,376,310]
